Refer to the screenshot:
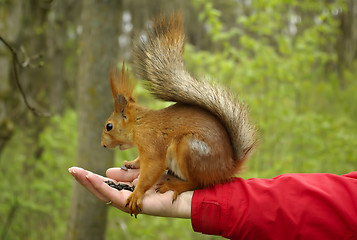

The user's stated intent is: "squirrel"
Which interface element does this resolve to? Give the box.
[101,13,256,217]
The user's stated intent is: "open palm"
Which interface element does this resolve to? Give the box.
[69,167,192,218]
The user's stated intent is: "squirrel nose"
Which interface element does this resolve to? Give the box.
[103,145,107,148]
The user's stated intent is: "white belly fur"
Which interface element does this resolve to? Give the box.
[166,142,186,180]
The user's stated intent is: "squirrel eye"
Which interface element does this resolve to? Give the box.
[106,123,113,131]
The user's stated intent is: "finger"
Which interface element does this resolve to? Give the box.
[69,167,117,183]
[132,178,139,186]
[69,167,92,183]
[106,168,140,182]
[69,167,109,202]
[86,173,132,212]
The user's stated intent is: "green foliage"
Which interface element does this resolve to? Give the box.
[188,0,357,179]
[106,213,220,240]
[0,110,77,240]
[1,0,356,239]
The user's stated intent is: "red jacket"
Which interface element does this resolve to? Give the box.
[191,171,357,240]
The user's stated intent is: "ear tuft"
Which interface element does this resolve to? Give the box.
[109,61,135,99]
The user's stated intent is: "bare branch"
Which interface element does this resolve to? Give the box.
[0,36,52,117]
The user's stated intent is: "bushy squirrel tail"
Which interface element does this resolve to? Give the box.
[133,13,256,161]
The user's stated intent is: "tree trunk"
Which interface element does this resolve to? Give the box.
[337,0,357,88]
[46,0,82,113]
[66,1,122,240]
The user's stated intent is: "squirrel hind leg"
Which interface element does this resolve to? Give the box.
[156,175,199,203]
[178,134,237,187]
[160,134,235,202]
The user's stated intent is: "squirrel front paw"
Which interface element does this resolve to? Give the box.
[125,191,142,218]
[121,160,140,170]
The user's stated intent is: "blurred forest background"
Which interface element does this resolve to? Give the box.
[0,0,356,239]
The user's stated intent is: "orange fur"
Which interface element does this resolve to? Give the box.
[110,62,135,101]
[102,66,239,216]
[101,14,256,217]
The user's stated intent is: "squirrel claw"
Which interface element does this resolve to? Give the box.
[171,192,179,204]
[129,211,139,218]
[125,192,142,218]
[155,183,164,193]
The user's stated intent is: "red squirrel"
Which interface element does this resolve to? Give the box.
[101,13,256,217]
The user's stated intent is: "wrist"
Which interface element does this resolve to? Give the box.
[173,191,193,219]
[140,190,193,218]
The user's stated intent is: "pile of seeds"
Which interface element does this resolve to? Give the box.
[104,180,135,192]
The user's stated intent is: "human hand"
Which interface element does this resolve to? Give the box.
[68,167,192,218]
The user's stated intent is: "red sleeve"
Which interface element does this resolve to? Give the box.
[191,171,357,240]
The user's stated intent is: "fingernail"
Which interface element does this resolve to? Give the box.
[68,168,75,174]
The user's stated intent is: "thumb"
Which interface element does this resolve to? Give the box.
[106,168,140,182]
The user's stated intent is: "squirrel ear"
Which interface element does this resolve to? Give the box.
[115,94,128,119]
